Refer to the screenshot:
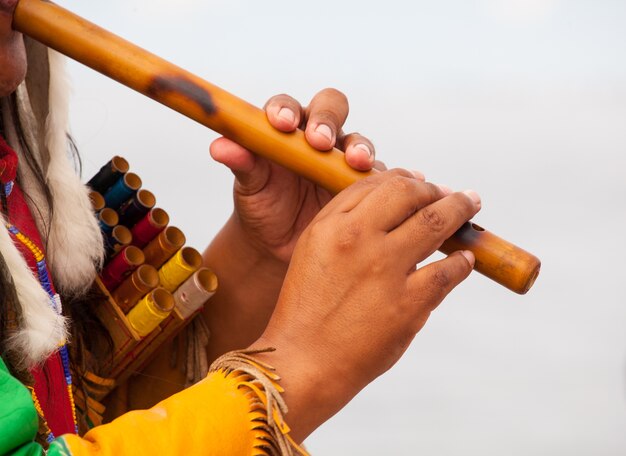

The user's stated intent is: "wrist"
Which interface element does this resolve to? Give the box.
[204,213,288,286]
[201,214,289,361]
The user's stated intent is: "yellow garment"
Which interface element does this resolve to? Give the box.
[54,369,306,456]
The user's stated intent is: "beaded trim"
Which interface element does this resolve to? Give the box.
[6,221,79,440]
[4,181,13,197]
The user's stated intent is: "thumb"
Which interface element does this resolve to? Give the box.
[209,137,271,196]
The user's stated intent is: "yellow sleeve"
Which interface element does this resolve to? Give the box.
[50,369,304,456]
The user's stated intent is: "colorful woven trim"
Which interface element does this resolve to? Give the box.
[6,221,79,440]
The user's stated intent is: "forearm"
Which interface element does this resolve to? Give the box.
[202,213,288,362]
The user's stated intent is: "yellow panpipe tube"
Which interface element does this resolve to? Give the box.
[126,288,175,337]
[158,247,203,292]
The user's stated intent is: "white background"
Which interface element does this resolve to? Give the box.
[58,0,626,454]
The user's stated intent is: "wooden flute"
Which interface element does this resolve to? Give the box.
[12,0,541,294]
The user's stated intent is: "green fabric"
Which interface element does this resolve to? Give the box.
[0,357,43,456]
[47,439,72,456]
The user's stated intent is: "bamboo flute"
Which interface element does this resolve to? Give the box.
[12,0,541,294]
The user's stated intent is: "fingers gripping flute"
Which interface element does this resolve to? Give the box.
[12,0,541,294]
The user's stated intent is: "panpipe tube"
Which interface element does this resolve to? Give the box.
[12,0,541,294]
[142,226,185,269]
[158,246,202,292]
[103,172,142,210]
[112,264,159,313]
[100,245,145,291]
[97,208,118,235]
[89,191,105,212]
[118,189,156,228]
[126,288,175,337]
[87,155,129,194]
[173,268,218,319]
[104,224,132,259]
[131,208,169,248]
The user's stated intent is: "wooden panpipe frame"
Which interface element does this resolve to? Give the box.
[12,0,541,294]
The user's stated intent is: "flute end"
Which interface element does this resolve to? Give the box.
[517,259,541,295]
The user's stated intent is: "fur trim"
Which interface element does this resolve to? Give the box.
[0,212,67,368]
[0,44,104,366]
[44,49,103,295]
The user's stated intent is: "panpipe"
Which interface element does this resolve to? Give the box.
[12,0,541,294]
[86,157,218,397]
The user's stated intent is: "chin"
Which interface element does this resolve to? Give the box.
[0,73,25,98]
[0,33,27,98]
[0,59,27,98]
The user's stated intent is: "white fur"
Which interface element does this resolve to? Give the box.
[0,49,104,367]
[44,49,104,295]
[0,212,67,368]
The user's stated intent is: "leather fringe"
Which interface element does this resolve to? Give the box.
[210,348,309,456]
[185,316,211,387]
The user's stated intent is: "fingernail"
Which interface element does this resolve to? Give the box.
[463,189,481,207]
[354,143,372,160]
[437,184,453,195]
[460,250,475,267]
[412,170,425,181]
[277,107,296,124]
[314,124,333,142]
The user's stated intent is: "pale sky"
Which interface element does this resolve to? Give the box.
[58,0,626,454]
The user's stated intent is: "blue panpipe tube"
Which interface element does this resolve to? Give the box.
[157,246,202,292]
[103,172,142,210]
[87,156,129,194]
[104,224,132,259]
[100,245,145,291]
[126,288,175,337]
[97,208,119,235]
[118,189,156,228]
[173,268,218,319]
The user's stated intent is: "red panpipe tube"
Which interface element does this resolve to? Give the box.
[100,245,145,291]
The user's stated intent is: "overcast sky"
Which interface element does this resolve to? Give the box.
[58,0,626,454]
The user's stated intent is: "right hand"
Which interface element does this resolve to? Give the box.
[251,169,481,442]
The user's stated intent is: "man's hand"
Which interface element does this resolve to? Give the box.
[250,170,481,443]
[209,88,385,264]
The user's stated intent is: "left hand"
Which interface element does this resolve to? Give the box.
[209,88,386,264]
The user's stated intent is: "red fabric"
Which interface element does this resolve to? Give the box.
[0,135,76,437]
